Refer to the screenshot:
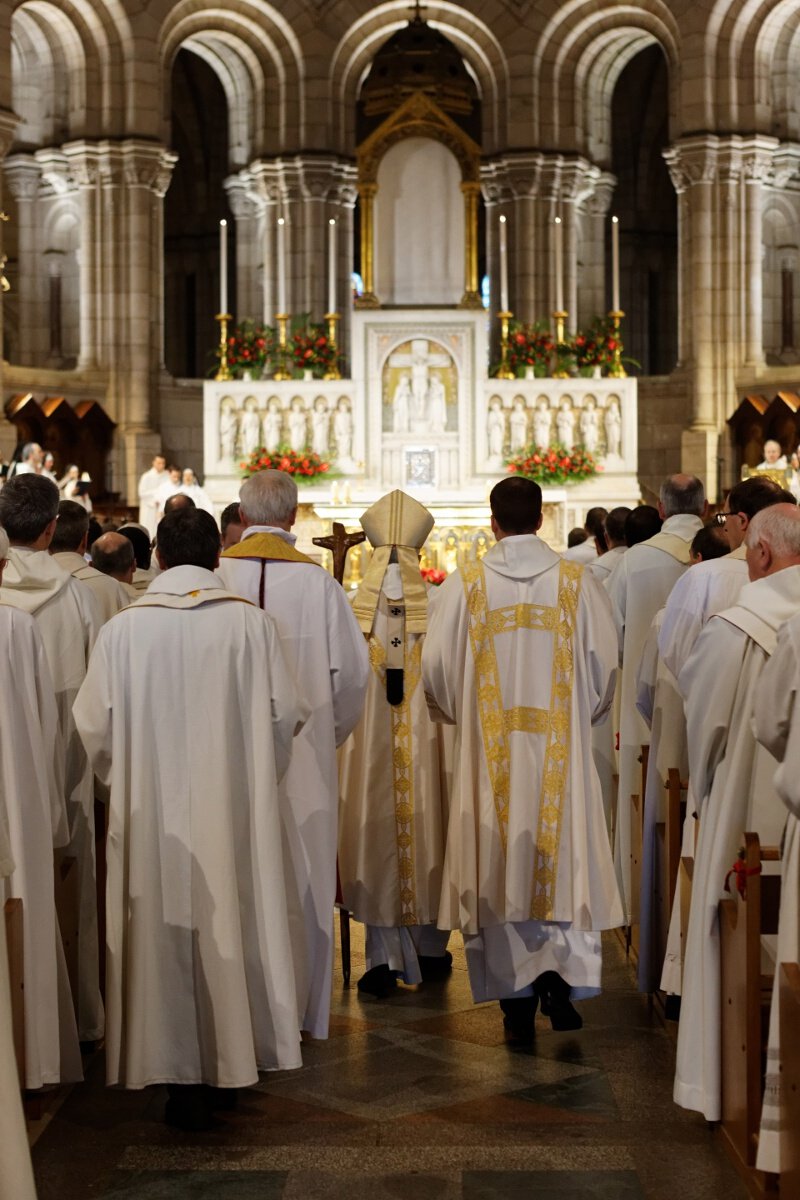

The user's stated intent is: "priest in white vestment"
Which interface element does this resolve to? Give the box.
[0,527,82,1090]
[339,491,451,997]
[674,504,800,1124]
[751,614,800,1175]
[422,477,624,1042]
[562,506,607,564]
[137,453,166,537]
[587,506,630,582]
[74,509,309,1130]
[605,474,706,919]
[217,470,368,1039]
[51,500,130,621]
[153,465,183,521]
[178,468,215,514]
[0,817,37,1200]
[0,474,102,1043]
[656,477,795,993]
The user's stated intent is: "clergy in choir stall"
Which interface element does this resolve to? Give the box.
[422,477,624,1042]
[757,438,788,470]
[751,612,800,1176]
[73,509,309,1131]
[153,464,183,520]
[674,503,800,1126]
[137,453,166,537]
[217,470,369,1040]
[588,506,631,582]
[562,506,607,563]
[605,474,706,920]
[51,500,131,620]
[0,812,38,1200]
[0,474,102,1045]
[656,478,795,994]
[178,468,215,515]
[339,490,451,998]
[0,526,82,1091]
[91,532,137,598]
[220,501,245,550]
[117,523,158,593]
[633,521,729,996]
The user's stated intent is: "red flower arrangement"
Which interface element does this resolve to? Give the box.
[226,319,274,376]
[505,443,598,486]
[572,317,617,373]
[505,321,555,374]
[421,566,447,586]
[240,446,336,485]
[291,325,338,375]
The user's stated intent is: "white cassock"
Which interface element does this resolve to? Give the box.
[422,535,624,1002]
[656,544,749,992]
[562,539,597,563]
[153,478,181,519]
[0,821,37,1200]
[588,544,626,583]
[673,566,800,1122]
[73,566,309,1086]
[217,527,368,1037]
[752,618,800,1174]
[0,547,102,1041]
[178,483,215,515]
[137,467,166,538]
[53,550,131,622]
[338,566,450,983]
[605,513,703,918]
[0,604,82,1089]
[634,608,687,993]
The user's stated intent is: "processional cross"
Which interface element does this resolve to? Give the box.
[312,521,366,587]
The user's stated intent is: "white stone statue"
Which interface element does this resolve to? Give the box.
[263,399,283,453]
[219,400,239,461]
[509,399,528,452]
[288,400,307,450]
[556,401,574,449]
[393,373,411,433]
[428,375,447,433]
[533,402,551,451]
[241,401,261,457]
[579,402,599,454]
[334,399,353,462]
[605,399,622,457]
[411,346,430,422]
[487,399,506,459]
[311,398,330,457]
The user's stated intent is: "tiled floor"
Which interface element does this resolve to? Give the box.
[31,929,748,1199]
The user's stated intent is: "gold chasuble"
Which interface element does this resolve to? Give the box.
[461,558,580,920]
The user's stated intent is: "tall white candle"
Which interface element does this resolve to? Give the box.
[328,218,337,314]
[277,216,286,314]
[499,214,509,312]
[554,216,563,312]
[611,215,620,312]
[219,219,228,314]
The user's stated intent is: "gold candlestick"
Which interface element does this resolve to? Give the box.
[272,312,290,380]
[323,312,342,380]
[606,310,627,378]
[552,310,570,378]
[496,310,515,380]
[215,313,232,381]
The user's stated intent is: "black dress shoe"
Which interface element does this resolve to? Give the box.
[164,1085,214,1131]
[203,1086,239,1111]
[418,950,453,981]
[533,971,583,1031]
[499,995,538,1044]
[357,963,397,998]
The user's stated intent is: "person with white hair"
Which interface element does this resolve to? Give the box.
[0,525,82,1094]
[10,442,42,476]
[757,438,788,469]
[216,470,368,1040]
[674,503,800,1130]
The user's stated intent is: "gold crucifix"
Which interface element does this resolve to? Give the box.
[313,521,367,587]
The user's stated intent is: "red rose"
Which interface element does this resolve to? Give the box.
[533,454,541,464]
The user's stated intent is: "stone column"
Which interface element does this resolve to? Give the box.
[560,160,601,335]
[44,249,64,362]
[741,138,778,368]
[248,159,281,326]
[0,109,18,421]
[578,172,615,325]
[62,141,102,369]
[3,154,41,364]
[504,155,542,322]
[225,171,260,322]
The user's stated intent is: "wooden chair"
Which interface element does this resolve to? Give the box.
[719,832,781,1195]
[779,962,800,1194]
[4,899,24,1089]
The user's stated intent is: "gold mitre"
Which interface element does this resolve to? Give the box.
[353,490,434,635]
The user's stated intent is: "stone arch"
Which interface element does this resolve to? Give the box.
[762,191,800,361]
[11,0,132,143]
[157,0,306,159]
[700,0,800,132]
[329,1,509,155]
[532,1,680,158]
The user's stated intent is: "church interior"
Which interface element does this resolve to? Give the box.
[1,0,800,1197]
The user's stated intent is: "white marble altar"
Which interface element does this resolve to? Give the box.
[203,308,640,551]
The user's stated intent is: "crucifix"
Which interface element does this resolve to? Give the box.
[312,521,366,587]
[408,0,428,21]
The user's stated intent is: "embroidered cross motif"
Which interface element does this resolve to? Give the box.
[390,606,404,616]
[391,636,402,647]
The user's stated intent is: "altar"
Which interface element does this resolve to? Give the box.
[203,308,640,573]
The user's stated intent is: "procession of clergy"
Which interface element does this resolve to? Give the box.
[1,457,799,1193]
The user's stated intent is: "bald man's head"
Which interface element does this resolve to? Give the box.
[91,531,135,583]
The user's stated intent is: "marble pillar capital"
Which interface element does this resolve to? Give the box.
[0,110,19,162]
[3,154,41,202]
[224,172,259,220]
